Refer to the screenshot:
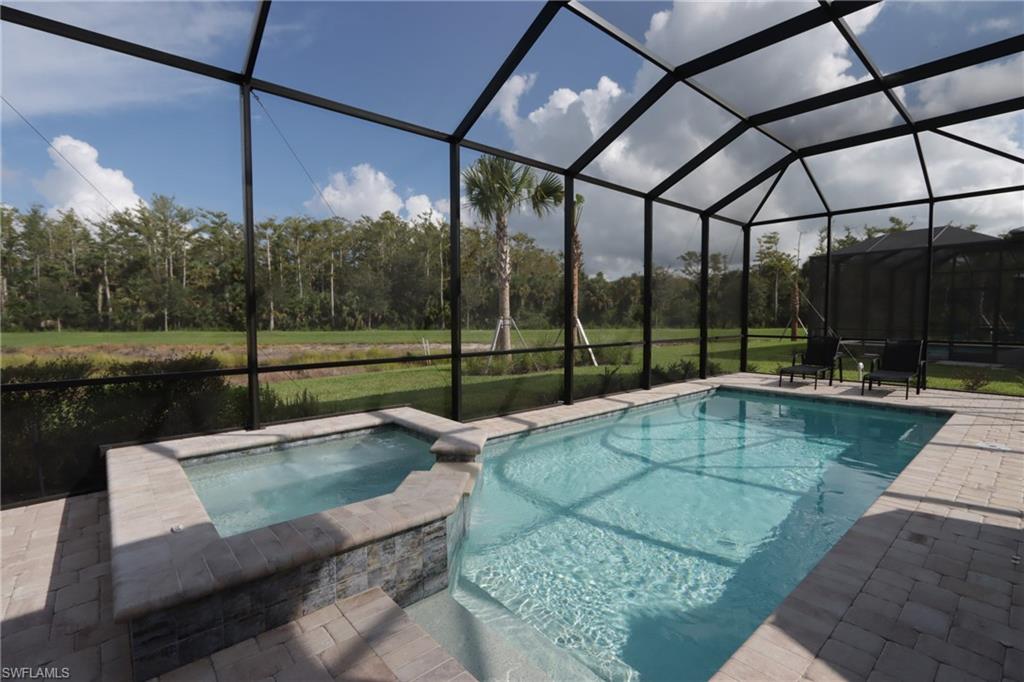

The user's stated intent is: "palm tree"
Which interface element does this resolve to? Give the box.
[570,193,584,343]
[462,156,563,351]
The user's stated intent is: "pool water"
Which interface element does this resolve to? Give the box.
[452,388,947,681]
[184,426,434,537]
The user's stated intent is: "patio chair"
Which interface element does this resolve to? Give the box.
[778,335,843,389]
[861,339,925,399]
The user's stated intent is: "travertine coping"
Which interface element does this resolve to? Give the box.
[471,380,715,439]
[107,408,483,623]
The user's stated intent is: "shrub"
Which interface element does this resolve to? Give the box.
[587,346,634,367]
[651,359,698,383]
[464,351,561,376]
[593,365,629,394]
[1,354,247,504]
[959,368,991,393]
[0,356,96,384]
[259,387,323,422]
[649,359,724,380]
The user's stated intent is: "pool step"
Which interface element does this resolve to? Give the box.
[405,590,554,682]
[155,587,476,682]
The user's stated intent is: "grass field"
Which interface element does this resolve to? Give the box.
[262,337,1024,417]
[0,327,703,369]
[0,328,711,349]
[2,329,1021,398]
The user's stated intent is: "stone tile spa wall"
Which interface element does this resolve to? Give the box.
[129,509,466,680]
[106,410,482,680]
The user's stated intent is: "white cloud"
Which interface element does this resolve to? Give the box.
[35,135,142,222]
[968,17,1015,35]
[482,1,1023,263]
[404,194,449,225]
[943,111,1024,152]
[1,2,248,118]
[306,163,447,224]
[7,1,255,58]
[902,54,1024,120]
[404,194,435,221]
[845,4,884,35]
[485,73,633,167]
[487,73,537,131]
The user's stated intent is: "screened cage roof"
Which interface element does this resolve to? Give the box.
[2,0,1022,229]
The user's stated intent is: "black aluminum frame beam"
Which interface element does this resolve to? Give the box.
[449,142,463,420]
[823,214,833,334]
[649,123,749,197]
[240,87,260,429]
[923,201,935,387]
[566,0,674,73]
[568,1,874,180]
[821,1,934,201]
[799,97,1024,157]
[748,168,786,226]
[452,1,561,142]
[932,129,1024,165]
[461,139,747,226]
[656,198,745,226]
[676,2,877,79]
[569,73,677,176]
[749,33,1024,126]
[822,3,912,122]
[707,154,797,216]
[239,1,270,429]
[244,1,272,81]
[674,26,1022,217]
[0,5,244,84]
[642,198,653,388]
[643,31,1023,210]
[739,224,751,371]
[798,157,831,212]
[0,366,251,394]
[252,79,451,142]
[750,184,1024,227]
[698,215,710,378]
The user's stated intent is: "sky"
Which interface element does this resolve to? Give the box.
[2,0,1022,279]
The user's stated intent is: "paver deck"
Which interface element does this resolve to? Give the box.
[706,374,1023,682]
[2,373,1021,681]
[1,504,474,682]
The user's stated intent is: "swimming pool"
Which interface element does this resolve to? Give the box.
[184,425,435,536]
[451,388,947,681]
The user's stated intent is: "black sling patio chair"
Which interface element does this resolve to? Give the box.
[861,339,925,399]
[778,335,843,389]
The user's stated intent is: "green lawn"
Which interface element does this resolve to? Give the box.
[0,327,708,369]
[738,339,1024,396]
[0,327,716,349]
[265,336,1023,420]
[3,329,1020,398]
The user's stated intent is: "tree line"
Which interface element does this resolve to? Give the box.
[10,195,950,337]
[0,195,766,335]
